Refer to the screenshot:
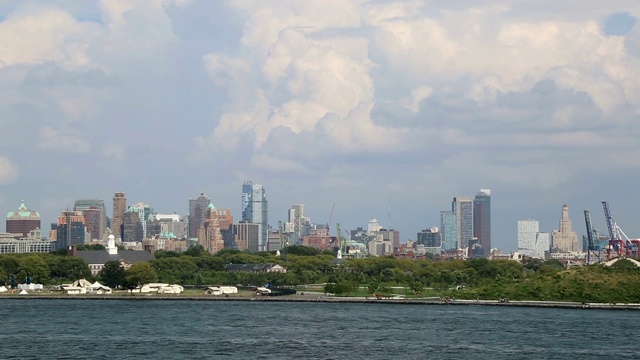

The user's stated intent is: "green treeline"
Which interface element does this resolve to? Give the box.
[2,245,640,303]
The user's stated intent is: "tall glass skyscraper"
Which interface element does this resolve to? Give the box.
[188,193,210,239]
[440,211,458,251]
[473,189,491,256]
[242,181,268,251]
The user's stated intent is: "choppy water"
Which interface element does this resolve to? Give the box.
[0,299,638,359]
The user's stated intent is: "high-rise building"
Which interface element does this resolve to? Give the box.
[241,181,268,250]
[473,189,491,256]
[128,202,153,238]
[188,193,210,239]
[286,204,309,240]
[452,197,472,250]
[551,204,579,253]
[82,208,102,241]
[198,204,225,254]
[123,210,143,243]
[235,221,261,252]
[6,201,41,239]
[112,192,127,238]
[74,199,106,239]
[517,219,549,259]
[55,210,87,250]
[440,211,457,251]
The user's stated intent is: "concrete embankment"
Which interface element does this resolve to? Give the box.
[2,295,640,310]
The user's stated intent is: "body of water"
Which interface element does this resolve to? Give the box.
[0,299,637,359]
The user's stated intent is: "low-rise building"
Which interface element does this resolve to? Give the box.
[225,263,287,274]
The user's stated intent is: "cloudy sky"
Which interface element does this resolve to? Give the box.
[1,0,639,251]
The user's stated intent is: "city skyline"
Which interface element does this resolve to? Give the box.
[1,1,639,251]
[0,188,627,253]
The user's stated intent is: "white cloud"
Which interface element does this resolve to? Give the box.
[38,126,91,153]
[0,156,19,185]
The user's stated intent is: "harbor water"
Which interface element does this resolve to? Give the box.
[0,299,638,359]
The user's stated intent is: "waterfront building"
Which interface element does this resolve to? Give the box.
[74,199,106,240]
[473,189,491,256]
[440,211,457,251]
[517,219,550,259]
[551,204,579,253]
[112,192,127,238]
[6,201,41,239]
[241,181,268,250]
[188,193,210,239]
[55,210,88,250]
[452,197,472,249]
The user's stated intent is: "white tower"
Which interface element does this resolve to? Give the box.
[107,234,118,255]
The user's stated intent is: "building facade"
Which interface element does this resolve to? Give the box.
[55,210,87,250]
[241,181,268,251]
[74,199,106,240]
[234,221,261,252]
[551,204,579,253]
[517,219,550,259]
[6,201,41,239]
[473,189,491,256]
[452,197,472,250]
[440,211,457,251]
[112,192,127,238]
[188,193,210,239]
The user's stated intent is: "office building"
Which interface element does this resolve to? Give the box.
[241,181,268,251]
[235,221,261,252]
[112,192,127,238]
[123,210,143,243]
[518,219,550,260]
[452,197,472,249]
[55,210,88,250]
[473,189,491,256]
[188,193,210,239]
[74,199,106,239]
[440,211,457,251]
[551,204,579,253]
[6,201,41,239]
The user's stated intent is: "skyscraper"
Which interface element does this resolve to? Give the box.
[6,201,41,239]
[517,219,549,259]
[112,192,127,238]
[74,199,106,239]
[440,211,457,251]
[241,181,268,250]
[551,204,579,253]
[188,193,210,239]
[55,210,87,250]
[452,197,472,250]
[473,189,491,256]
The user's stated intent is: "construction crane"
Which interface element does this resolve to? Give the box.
[583,210,600,264]
[601,201,632,259]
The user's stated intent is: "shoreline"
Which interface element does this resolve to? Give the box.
[2,295,639,310]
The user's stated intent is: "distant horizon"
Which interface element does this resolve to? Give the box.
[1,1,638,252]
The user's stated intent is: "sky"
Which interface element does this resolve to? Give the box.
[1,0,640,251]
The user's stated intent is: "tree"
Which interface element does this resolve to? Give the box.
[17,256,50,284]
[184,245,206,257]
[125,263,158,288]
[100,261,126,288]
